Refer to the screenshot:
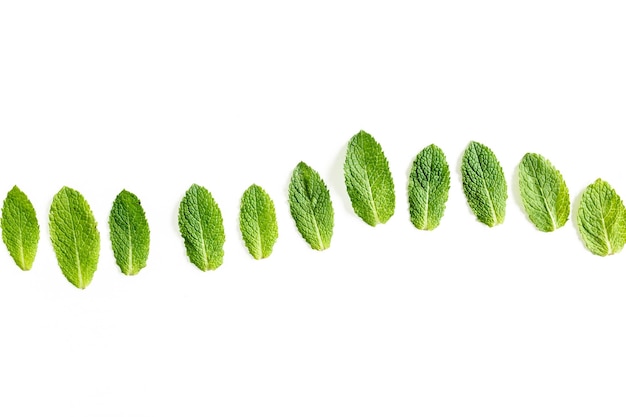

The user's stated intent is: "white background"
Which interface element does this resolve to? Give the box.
[1,1,626,416]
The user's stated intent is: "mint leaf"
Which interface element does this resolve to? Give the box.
[1,186,40,271]
[518,153,570,232]
[344,130,395,226]
[178,184,225,271]
[461,141,507,226]
[49,187,100,289]
[576,179,626,256]
[288,162,334,250]
[109,190,150,275]
[408,144,450,230]
[239,184,278,260]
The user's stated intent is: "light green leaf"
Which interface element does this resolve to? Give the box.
[109,190,150,275]
[288,162,334,250]
[344,130,395,226]
[461,141,507,226]
[518,153,570,232]
[239,184,278,260]
[49,187,100,289]
[408,144,450,230]
[576,179,626,256]
[1,186,40,271]
[178,184,225,271]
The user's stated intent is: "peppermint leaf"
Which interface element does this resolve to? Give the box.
[518,153,570,232]
[344,130,395,226]
[408,144,450,230]
[49,187,100,289]
[239,184,278,260]
[178,184,225,271]
[109,190,150,275]
[461,141,507,226]
[1,186,40,271]
[576,179,626,256]
[288,162,334,250]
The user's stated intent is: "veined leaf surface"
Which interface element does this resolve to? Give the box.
[288,162,334,250]
[1,186,40,271]
[49,187,100,289]
[109,190,150,275]
[576,179,626,256]
[518,153,569,232]
[178,184,225,271]
[408,144,450,230]
[239,184,278,259]
[344,130,395,226]
[461,141,507,227]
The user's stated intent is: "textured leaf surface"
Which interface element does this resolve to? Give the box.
[49,187,100,289]
[518,153,570,232]
[288,162,334,250]
[1,186,40,270]
[109,190,150,275]
[576,179,626,256]
[408,144,450,230]
[344,130,395,226]
[461,141,507,226]
[239,184,278,259]
[178,184,225,271]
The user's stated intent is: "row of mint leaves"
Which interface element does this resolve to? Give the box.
[1,131,623,289]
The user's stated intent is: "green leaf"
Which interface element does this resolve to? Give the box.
[518,153,570,232]
[408,144,450,230]
[344,130,395,226]
[1,186,40,271]
[288,162,334,250]
[461,141,508,226]
[109,190,150,275]
[49,187,100,289]
[576,179,626,256]
[239,184,278,260]
[178,184,225,271]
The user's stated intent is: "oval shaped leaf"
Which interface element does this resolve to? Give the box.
[461,141,507,226]
[288,162,334,250]
[576,179,626,256]
[239,184,278,260]
[178,184,225,271]
[344,130,395,226]
[49,186,100,289]
[518,153,570,232]
[1,186,40,271]
[408,144,450,230]
[109,190,150,275]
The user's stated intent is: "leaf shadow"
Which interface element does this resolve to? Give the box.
[327,142,354,215]
[570,186,584,245]
[454,143,476,220]
[171,191,183,235]
[404,154,414,218]
[510,162,527,225]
